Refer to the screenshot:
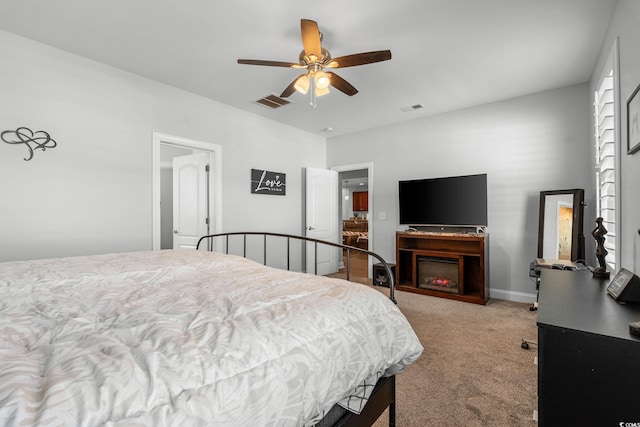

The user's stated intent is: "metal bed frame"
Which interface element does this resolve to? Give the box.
[196,231,396,303]
[196,232,399,426]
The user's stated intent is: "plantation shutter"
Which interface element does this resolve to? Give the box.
[594,70,616,270]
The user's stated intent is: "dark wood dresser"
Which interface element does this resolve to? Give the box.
[537,269,640,426]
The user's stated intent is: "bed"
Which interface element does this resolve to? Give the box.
[0,233,422,426]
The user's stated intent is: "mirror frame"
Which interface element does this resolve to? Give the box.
[537,189,585,262]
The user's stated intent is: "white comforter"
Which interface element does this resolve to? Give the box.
[0,250,422,426]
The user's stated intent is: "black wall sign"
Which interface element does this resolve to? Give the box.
[251,169,286,195]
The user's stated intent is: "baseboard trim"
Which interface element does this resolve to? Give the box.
[490,288,537,304]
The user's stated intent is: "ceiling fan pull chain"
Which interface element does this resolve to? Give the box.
[310,75,317,108]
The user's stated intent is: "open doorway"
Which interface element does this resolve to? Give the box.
[152,133,222,250]
[332,163,373,283]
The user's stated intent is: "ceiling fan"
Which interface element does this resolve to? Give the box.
[237,19,391,107]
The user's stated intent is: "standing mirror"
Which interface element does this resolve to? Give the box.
[537,189,585,262]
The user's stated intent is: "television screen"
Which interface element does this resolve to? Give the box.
[398,174,488,227]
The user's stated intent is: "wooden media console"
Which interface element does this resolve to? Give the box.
[396,231,489,304]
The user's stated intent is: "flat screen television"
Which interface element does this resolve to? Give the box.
[398,173,488,227]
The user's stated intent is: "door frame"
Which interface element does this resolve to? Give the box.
[152,132,222,250]
[331,162,373,277]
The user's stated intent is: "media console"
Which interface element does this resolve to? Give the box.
[395,231,489,304]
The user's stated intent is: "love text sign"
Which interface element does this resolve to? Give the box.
[251,169,286,195]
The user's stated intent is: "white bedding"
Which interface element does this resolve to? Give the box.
[0,250,422,426]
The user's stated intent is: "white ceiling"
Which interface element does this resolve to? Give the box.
[0,0,617,137]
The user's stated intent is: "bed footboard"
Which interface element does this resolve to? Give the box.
[196,232,396,303]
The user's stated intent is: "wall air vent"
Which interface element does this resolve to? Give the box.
[400,104,423,112]
[255,94,292,109]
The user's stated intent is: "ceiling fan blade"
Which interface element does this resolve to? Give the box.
[327,72,358,96]
[301,19,322,58]
[325,50,392,68]
[238,59,301,68]
[280,75,304,98]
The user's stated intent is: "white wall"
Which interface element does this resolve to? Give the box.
[0,30,325,262]
[591,0,640,274]
[327,84,593,302]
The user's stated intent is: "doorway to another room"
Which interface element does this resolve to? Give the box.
[152,133,222,251]
[333,164,372,284]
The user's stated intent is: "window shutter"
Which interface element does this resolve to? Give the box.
[594,72,616,269]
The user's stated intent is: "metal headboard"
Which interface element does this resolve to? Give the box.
[196,232,396,304]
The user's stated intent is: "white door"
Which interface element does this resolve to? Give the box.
[173,153,208,250]
[305,167,339,275]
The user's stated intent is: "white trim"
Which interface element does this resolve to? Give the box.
[152,132,223,250]
[489,289,537,304]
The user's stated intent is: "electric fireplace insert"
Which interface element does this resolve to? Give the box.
[417,256,460,294]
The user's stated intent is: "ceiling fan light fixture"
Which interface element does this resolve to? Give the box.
[315,85,330,97]
[238,19,391,106]
[315,71,330,90]
[294,75,310,94]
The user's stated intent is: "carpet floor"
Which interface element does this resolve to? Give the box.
[374,289,538,427]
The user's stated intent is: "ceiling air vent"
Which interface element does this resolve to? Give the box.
[400,104,423,112]
[255,94,292,109]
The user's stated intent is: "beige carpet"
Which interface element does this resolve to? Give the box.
[375,290,538,426]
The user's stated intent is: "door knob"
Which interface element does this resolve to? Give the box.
[307,226,315,231]
[173,229,179,234]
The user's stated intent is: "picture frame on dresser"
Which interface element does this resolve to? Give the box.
[627,82,640,154]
